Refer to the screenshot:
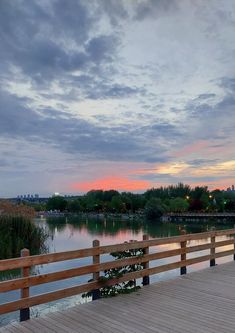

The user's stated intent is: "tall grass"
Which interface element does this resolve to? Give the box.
[0,216,47,259]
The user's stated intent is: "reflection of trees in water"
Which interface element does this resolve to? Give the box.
[46,216,180,238]
[46,216,235,240]
[46,216,144,237]
[46,217,68,232]
[183,220,234,234]
[143,221,180,238]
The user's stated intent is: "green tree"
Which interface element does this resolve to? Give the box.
[67,199,80,213]
[46,196,67,211]
[191,186,209,200]
[110,195,124,212]
[169,197,189,213]
[144,198,165,220]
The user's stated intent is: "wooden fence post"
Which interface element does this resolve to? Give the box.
[142,234,150,286]
[233,225,235,261]
[92,240,100,300]
[20,248,30,322]
[210,235,216,267]
[180,230,187,275]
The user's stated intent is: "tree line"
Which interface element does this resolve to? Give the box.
[28,183,235,219]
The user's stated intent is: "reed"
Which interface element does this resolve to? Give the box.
[0,216,47,260]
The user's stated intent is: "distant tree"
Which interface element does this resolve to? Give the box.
[144,198,166,220]
[103,190,120,202]
[67,199,80,213]
[28,202,47,212]
[191,186,208,200]
[121,192,146,212]
[110,195,124,212]
[168,183,191,199]
[46,196,67,211]
[200,193,210,210]
[144,183,191,201]
[169,197,189,213]
[211,190,225,212]
[224,200,235,212]
[189,199,203,211]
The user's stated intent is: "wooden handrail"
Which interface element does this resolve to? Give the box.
[1,228,235,272]
[0,229,235,319]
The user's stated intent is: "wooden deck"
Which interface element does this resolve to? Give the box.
[1,261,235,333]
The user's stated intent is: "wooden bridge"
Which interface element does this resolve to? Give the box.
[0,228,235,332]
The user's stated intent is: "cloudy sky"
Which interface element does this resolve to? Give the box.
[0,0,235,197]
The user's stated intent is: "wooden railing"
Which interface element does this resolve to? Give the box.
[0,228,235,322]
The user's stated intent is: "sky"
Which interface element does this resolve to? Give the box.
[0,0,235,197]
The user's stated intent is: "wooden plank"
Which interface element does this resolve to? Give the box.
[1,262,235,333]
[1,228,235,271]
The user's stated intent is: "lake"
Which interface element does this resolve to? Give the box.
[1,215,234,327]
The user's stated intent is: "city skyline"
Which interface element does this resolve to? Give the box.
[0,0,235,197]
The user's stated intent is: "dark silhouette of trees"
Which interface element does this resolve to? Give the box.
[46,196,67,211]
[35,183,235,216]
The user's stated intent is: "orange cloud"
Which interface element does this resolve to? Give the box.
[71,176,151,192]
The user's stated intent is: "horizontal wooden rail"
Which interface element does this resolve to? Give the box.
[0,247,234,316]
[1,228,235,272]
[1,238,234,293]
[0,228,235,319]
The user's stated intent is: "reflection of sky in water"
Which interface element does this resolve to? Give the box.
[0,217,234,327]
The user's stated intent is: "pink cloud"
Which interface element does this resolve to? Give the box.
[71,176,151,192]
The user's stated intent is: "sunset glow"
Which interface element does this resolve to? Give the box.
[71,176,151,192]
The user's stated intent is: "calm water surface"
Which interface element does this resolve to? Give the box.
[1,216,234,327]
